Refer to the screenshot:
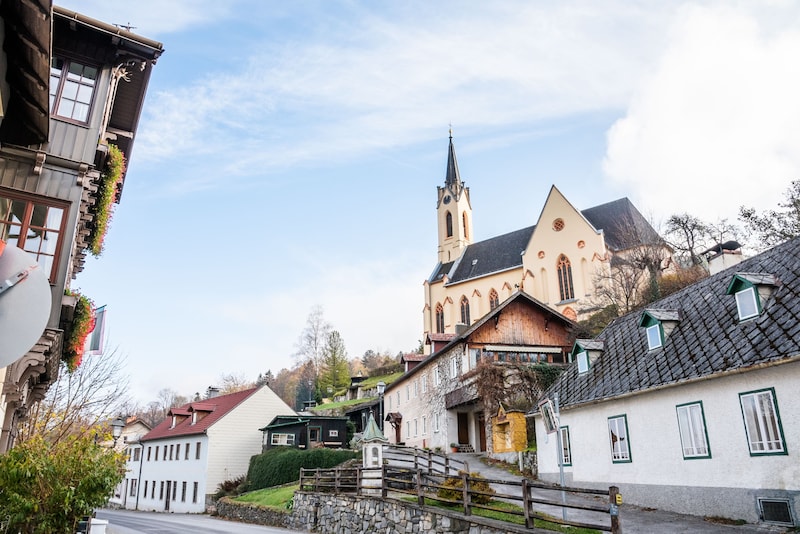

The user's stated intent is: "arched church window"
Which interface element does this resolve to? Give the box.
[489,289,499,310]
[435,304,445,334]
[460,296,470,325]
[462,212,468,239]
[446,212,453,238]
[557,254,575,301]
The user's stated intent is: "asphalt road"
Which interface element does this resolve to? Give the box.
[96,509,304,534]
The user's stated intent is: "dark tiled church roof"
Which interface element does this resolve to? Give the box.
[443,226,535,284]
[581,197,662,251]
[547,237,800,410]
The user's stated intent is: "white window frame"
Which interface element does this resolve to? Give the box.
[329,429,339,438]
[422,415,427,435]
[271,433,296,446]
[608,415,631,463]
[451,356,461,377]
[405,421,410,438]
[676,402,710,459]
[413,380,418,398]
[414,419,418,437]
[434,366,441,386]
[576,350,589,374]
[422,374,428,393]
[739,388,786,455]
[735,287,759,321]
[406,385,410,400]
[646,324,662,350]
[433,412,440,432]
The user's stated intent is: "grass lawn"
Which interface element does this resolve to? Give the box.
[232,484,298,510]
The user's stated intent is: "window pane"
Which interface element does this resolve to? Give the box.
[608,416,630,461]
[736,288,759,319]
[647,324,662,349]
[72,103,90,122]
[741,390,785,454]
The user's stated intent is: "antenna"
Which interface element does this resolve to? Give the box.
[113,22,137,32]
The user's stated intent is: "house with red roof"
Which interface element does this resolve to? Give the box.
[128,385,294,513]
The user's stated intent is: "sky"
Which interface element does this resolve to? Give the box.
[55,0,800,404]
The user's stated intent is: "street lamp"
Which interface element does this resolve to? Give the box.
[307,379,314,409]
[376,381,386,432]
[110,417,125,447]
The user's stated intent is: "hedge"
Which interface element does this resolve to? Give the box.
[247,448,356,490]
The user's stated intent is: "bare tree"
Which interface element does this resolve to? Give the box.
[740,179,800,250]
[18,348,131,444]
[217,372,255,394]
[294,305,331,377]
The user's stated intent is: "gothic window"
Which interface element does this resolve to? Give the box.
[489,289,499,310]
[446,212,453,237]
[460,296,470,325]
[435,304,445,333]
[462,212,468,239]
[557,254,575,301]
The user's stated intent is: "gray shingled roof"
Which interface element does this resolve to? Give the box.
[547,237,800,410]
[445,226,535,284]
[581,197,662,251]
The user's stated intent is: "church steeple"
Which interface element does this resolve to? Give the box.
[437,130,472,263]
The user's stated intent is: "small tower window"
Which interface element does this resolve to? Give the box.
[489,289,499,310]
[460,296,470,325]
[446,212,453,238]
[557,255,574,301]
[435,304,445,334]
[462,212,469,239]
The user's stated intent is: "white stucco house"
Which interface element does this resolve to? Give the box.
[110,417,151,509]
[535,237,800,528]
[128,386,295,513]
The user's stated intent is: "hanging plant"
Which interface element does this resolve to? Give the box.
[63,289,96,371]
[88,144,126,256]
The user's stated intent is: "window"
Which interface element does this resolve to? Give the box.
[451,356,461,377]
[172,480,177,500]
[405,421,410,438]
[489,289,499,310]
[193,482,198,503]
[169,444,173,460]
[162,446,167,461]
[422,416,427,435]
[559,427,572,466]
[144,481,148,498]
[646,324,662,350]
[154,446,159,461]
[676,402,710,459]
[159,481,164,500]
[329,429,339,438]
[446,211,453,237]
[433,412,440,432]
[413,380,418,398]
[735,287,759,320]
[147,446,151,461]
[129,479,137,497]
[576,350,589,374]
[396,391,400,406]
[435,304,445,333]
[133,448,141,462]
[460,296,470,325]
[271,433,295,446]
[49,57,97,123]
[434,366,441,386]
[406,385,410,400]
[151,481,155,499]
[422,374,428,393]
[195,442,201,459]
[462,212,469,239]
[175,444,180,460]
[185,442,190,460]
[0,191,68,282]
[309,427,321,442]
[181,481,187,502]
[739,388,786,455]
[414,419,418,437]
[608,415,631,463]
[557,255,574,301]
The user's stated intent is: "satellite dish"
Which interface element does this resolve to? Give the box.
[0,242,52,368]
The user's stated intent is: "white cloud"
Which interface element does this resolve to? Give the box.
[604,3,800,223]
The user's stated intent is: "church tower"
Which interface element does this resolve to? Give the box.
[437,131,472,263]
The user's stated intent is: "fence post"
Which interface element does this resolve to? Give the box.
[522,478,533,528]
[609,486,621,534]
[427,449,432,475]
[416,470,425,506]
[357,467,362,496]
[381,465,388,498]
[461,471,471,516]
[335,468,340,492]
[314,469,320,492]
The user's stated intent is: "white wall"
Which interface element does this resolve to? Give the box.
[536,363,800,521]
[137,435,209,513]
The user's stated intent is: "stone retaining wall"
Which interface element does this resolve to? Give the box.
[288,491,536,534]
[214,497,290,528]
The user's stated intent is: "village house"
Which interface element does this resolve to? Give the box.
[129,386,295,513]
[0,4,162,452]
[260,414,349,450]
[535,237,800,528]
[385,291,575,454]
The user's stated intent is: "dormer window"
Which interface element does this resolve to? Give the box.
[639,310,681,351]
[646,324,662,350]
[726,273,779,322]
[571,340,604,374]
[191,412,197,425]
[171,416,177,429]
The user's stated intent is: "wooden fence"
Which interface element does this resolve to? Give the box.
[381,444,469,476]
[300,465,621,534]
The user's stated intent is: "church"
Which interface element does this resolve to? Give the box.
[422,134,666,354]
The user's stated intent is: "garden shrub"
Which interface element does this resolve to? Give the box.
[247,447,356,490]
[436,471,495,504]
[214,474,248,498]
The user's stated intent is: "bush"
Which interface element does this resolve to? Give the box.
[247,447,356,490]
[436,471,495,505]
[214,474,248,499]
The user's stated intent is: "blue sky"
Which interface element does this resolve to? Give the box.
[57,1,800,404]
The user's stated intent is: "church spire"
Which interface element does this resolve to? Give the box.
[445,127,462,189]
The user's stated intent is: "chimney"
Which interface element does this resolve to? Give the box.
[206,386,220,399]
